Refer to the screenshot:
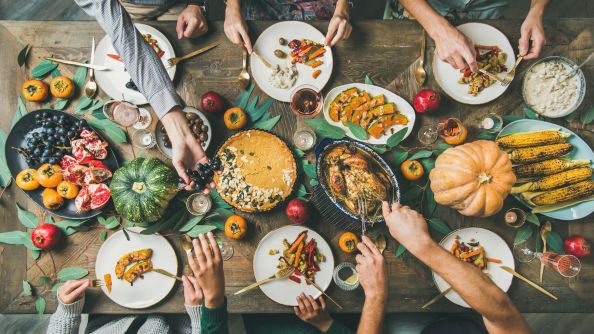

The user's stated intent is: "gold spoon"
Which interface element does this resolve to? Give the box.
[238,46,250,89]
[414,30,427,87]
[84,37,98,98]
[539,222,552,283]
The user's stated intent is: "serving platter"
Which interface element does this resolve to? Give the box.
[155,106,212,159]
[95,227,178,309]
[323,83,416,145]
[432,227,514,308]
[433,22,515,105]
[5,109,120,220]
[498,119,594,220]
[250,21,333,102]
[95,23,176,105]
[252,225,334,306]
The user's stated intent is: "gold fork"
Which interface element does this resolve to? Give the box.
[167,43,219,67]
[478,68,505,84]
[91,279,105,288]
[357,195,367,237]
[182,234,194,276]
[502,55,523,86]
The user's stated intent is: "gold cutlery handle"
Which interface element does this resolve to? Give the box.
[304,277,343,310]
[420,30,426,66]
[234,276,276,295]
[422,286,452,309]
[180,43,219,61]
[500,266,558,300]
[152,268,183,282]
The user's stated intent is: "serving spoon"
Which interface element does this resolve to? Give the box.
[238,46,250,89]
[414,30,427,87]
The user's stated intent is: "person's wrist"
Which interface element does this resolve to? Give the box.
[364,290,387,307]
[316,317,334,332]
[404,233,434,255]
[426,15,451,41]
[204,293,225,308]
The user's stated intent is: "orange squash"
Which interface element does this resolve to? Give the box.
[367,114,408,139]
[361,103,396,129]
[429,140,516,217]
[340,92,370,125]
[329,87,358,122]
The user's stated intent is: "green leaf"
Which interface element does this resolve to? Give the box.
[74,96,94,114]
[32,59,58,79]
[53,98,69,111]
[419,158,435,173]
[21,234,41,250]
[427,218,451,234]
[39,276,51,286]
[388,150,408,167]
[211,189,232,209]
[309,179,319,186]
[187,225,217,238]
[51,282,64,293]
[409,150,433,160]
[0,231,27,245]
[245,95,259,114]
[55,219,89,235]
[370,145,388,154]
[35,297,46,316]
[304,118,345,140]
[72,66,88,90]
[425,185,436,216]
[97,216,119,230]
[386,127,408,147]
[347,121,368,140]
[12,95,27,127]
[297,184,308,198]
[57,267,89,281]
[402,186,423,204]
[99,230,107,242]
[215,207,234,217]
[526,212,540,226]
[207,217,226,231]
[523,107,540,120]
[0,130,12,187]
[249,98,273,123]
[104,125,127,143]
[90,99,108,112]
[16,203,38,228]
[253,114,281,131]
[364,74,374,85]
[503,115,523,124]
[293,149,305,158]
[579,104,594,125]
[50,68,62,78]
[546,231,565,254]
[17,44,31,67]
[179,215,205,232]
[31,250,41,260]
[514,225,533,245]
[395,244,406,257]
[235,83,255,109]
[477,132,496,140]
[303,163,317,178]
[434,143,452,156]
[22,280,32,296]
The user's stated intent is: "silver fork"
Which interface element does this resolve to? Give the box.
[501,55,523,86]
[357,195,367,237]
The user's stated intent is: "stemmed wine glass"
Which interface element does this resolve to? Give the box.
[215,235,234,261]
[513,240,581,278]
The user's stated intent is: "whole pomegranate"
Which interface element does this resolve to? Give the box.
[286,199,311,225]
[563,235,590,258]
[413,89,441,114]
[200,91,226,114]
[31,223,62,250]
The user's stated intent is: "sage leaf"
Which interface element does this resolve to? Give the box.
[57,267,89,281]
[235,83,255,110]
[523,107,540,119]
[74,96,93,114]
[35,297,46,316]
[12,96,27,127]
[427,218,451,234]
[477,132,496,140]
[503,115,523,124]
[409,150,433,160]
[303,163,317,178]
[526,212,540,226]
[425,185,436,216]
[364,74,374,85]
[51,282,64,293]
[21,235,41,250]
[370,145,388,154]
[38,276,51,286]
[53,98,69,111]
[73,66,88,90]
[297,184,308,198]
[347,121,368,140]
[17,44,31,67]
[0,231,28,245]
[395,244,406,257]
[16,203,38,228]
[253,114,281,131]
[304,118,345,140]
[579,104,594,125]
[0,130,12,187]
[310,179,319,186]
[386,127,408,147]
[31,250,41,260]
[514,225,533,244]
[546,231,565,254]
[99,230,107,242]
[187,225,217,238]
[388,150,409,166]
[22,280,33,296]
[179,215,205,232]
[32,59,58,79]
[419,158,435,173]
[51,68,62,78]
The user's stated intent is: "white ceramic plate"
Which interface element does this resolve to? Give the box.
[433,22,515,105]
[323,83,416,145]
[156,106,212,159]
[432,228,514,308]
[250,21,333,102]
[95,227,178,309]
[253,226,335,306]
[95,23,176,105]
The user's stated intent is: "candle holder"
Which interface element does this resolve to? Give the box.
[131,129,156,149]
[477,113,503,133]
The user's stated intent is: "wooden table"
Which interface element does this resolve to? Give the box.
[0,19,593,314]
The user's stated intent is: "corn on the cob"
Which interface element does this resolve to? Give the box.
[509,143,573,164]
[528,180,594,206]
[511,167,593,193]
[497,129,570,148]
[513,159,591,178]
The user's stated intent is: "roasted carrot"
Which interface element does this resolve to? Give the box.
[298,46,314,57]
[450,239,459,254]
[294,241,304,267]
[288,231,307,254]
[486,257,502,263]
[310,60,323,68]
[461,246,483,259]
[308,48,326,60]
[312,69,322,79]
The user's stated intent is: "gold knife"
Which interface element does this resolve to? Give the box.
[234,267,294,296]
[303,276,343,310]
[499,266,558,300]
[46,57,111,71]
[422,287,452,309]
[152,268,182,282]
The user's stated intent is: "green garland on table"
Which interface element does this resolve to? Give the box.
[235,83,280,131]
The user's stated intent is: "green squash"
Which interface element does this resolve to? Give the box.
[110,158,179,223]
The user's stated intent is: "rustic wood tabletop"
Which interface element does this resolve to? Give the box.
[0,19,592,314]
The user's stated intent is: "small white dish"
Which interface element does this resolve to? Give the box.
[155,106,212,159]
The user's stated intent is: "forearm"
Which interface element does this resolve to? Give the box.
[356,295,386,334]
[185,305,203,334]
[46,296,85,334]
[226,0,241,13]
[74,0,184,118]
[200,297,229,334]
[528,0,549,17]
[334,0,350,18]
[399,0,452,40]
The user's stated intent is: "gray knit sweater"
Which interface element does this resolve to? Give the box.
[47,293,202,334]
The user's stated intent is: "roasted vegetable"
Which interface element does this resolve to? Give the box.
[513,159,591,178]
[123,260,153,283]
[497,129,571,148]
[526,180,594,206]
[512,167,593,194]
[115,248,153,279]
[509,143,573,164]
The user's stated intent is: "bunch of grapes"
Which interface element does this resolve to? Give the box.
[180,158,222,191]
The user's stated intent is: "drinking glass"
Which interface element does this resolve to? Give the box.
[513,241,581,278]
[290,84,323,118]
[417,123,438,145]
[215,235,234,261]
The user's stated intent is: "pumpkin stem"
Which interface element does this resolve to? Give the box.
[132,182,147,193]
[478,172,492,184]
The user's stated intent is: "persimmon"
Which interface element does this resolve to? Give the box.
[37,164,63,188]
[21,80,49,102]
[56,181,79,199]
[42,188,64,210]
[223,108,248,130]
[50,76,75,99]
[16,169,40,190]
[224,215,247,240]
[438,118,468,145]
[401,160,425,181]
[339,232,359,253]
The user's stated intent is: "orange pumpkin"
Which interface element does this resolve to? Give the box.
[429,140,516,217]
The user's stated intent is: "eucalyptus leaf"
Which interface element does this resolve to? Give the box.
[75,96,94,114]
[0,231,28,245]
[477,132,496,140]
[46,216,54,224]
[427,217,451,234]
[402,186,423,203]
[187,225,217,237]
[73,66,88,90]
[12,96,27,127]
[90,99,108,112]
[32,59,58,79]
[17,44,31,67]
[39,276,51,286]
[304,118,345,140]
[21,235,41,250]
[310,179,319,186]
[526,212,540,226]
[31,250,41,260]
[297,184,308,198]
[51,282,64,293]
[99,231,107,242]
[425,185,436,216]
[211,189,232,209]
[0,130,12,187]
[246,95,259,114]
[55,219,89,235]
[57,267,89,281]
[347,121,368,140]
[250,98,273,123]
[546,231,565,254]
[434,143,452,156]
[53,99,69,111]
[51,68,62,78]
[303,163,317,178]
[364,75,374,85]
[395,244,406,257]
[235,83,255,109]
[293,149,305,158]
[179,215,205,232]
[370,145,388,154]
[22,280,32,296]
[16,203,38,228]
[215,207,234,217]
[419,158,435,173]
[386,127,408,147]
[388,150,408,166]
[409,150,433,160]
[514,225,533,244]
[207,217,226,230]
[253,114,281,131]
[503,115,523,124]
[523,107,540,120]
[35,297,46,316]
[579,104,594,125]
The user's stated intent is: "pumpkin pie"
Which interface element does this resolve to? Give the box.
[214,130,297,212]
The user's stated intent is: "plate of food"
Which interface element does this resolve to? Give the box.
[497,119,594,220]
[433,22,515,105]
[95,23,176,105]
[156,106,212,158]
[250,21,333,102]
[95,227,178,309]
[323,83,415,145]
[316,140,399,224]
[5,109,119,219]
[213,129,297,212]
[252,225,334,306]
[432,227,514,308]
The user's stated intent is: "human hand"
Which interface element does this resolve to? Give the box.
[434,25,478,72]
[224,5,252,53]
[294,294,333,332]
[187,232,225,308]
[58,279,89,304]
[519,12,545,60]
[177,5,208,39]
[182,274,204,307]
[382,202,431,252]
[355,236,388,302]
[324,14,352,46]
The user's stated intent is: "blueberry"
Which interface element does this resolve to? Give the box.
[42,149,51,157]
[41,112,49,119]
[51,115,59,122]
[203,169,213,180]
[49,157,58,164]
[32,148,42,157]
